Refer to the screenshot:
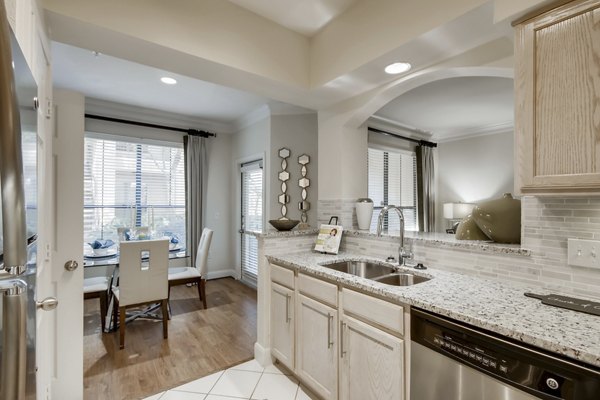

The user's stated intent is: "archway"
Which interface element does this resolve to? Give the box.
[345,66,514,130]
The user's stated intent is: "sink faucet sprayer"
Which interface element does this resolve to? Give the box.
[376,205,413,266]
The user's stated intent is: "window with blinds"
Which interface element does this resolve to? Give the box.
[368,147,418,232]
[83,135,186,245]
[241,160,263,288]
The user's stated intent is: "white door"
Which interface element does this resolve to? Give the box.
[296,294,338,400]
[49,90,85,399]
[240,160,263,287]
[340,316,404,400]
[270,282,294,370]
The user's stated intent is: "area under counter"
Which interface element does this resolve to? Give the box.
[266,251,600,369]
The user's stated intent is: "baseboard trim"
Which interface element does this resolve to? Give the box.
[206,269,236,280]
[254,342,273,367]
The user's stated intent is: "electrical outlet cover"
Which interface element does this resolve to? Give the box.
[567,238,600,269]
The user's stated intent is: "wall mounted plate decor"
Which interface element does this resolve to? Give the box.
[270,147,300,231]
[298,154,310,229]
[278,147,291,220]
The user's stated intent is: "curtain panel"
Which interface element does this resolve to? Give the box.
[183,135,207,269]
[416,145,435,232]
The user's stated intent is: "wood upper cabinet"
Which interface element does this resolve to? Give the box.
[270,282,295,370]
[296,294,338,400]
[515,0,600,194]
[339,315,404,400]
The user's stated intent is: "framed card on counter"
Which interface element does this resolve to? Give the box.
[314,224,343,254]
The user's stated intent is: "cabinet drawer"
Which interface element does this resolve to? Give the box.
[342,288,404,335]
[298,273,337,307]
[271,263,295,289]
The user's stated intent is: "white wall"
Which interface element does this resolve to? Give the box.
[204,134,234,278]
[269,113,318,225]
[231,116,269,162]
[436,131,514,231]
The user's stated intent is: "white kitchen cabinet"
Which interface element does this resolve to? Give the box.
[270,282,295,370]
[340,315,404,400]
[296,294,338,400]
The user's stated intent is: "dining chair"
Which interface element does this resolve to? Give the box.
[112,239,169,349]
[168,228,213,309]
[83,276,109,332]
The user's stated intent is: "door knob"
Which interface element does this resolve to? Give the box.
[64,260,78,271]
[37,297,58,311]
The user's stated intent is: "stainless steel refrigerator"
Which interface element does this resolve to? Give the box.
[0,2,43,399]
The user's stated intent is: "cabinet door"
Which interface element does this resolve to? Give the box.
[515,0,600,194]
[340,316,404,400]
[270,282,294,370]
[296,294,338,400]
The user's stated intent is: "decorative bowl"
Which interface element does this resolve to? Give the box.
[471,193,521,244]
[455,215,490,241]
[269,219,300,231]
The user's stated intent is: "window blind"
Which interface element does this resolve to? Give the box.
[241,161,263,287]
[368,147,418,232]
[83,136,186,245]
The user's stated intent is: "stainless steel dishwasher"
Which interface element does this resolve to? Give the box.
[411,308,600,400]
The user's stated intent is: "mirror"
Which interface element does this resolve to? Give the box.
[368,76,514,234]
[278,147,290,158]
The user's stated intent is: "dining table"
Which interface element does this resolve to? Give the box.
[84,247,189,332]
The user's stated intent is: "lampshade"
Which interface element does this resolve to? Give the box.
[443,202,475,219]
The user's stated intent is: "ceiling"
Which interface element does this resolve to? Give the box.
[51,42,269,123]
[47,1,514,136]
[374,76,514,142]
[227,0,358,36]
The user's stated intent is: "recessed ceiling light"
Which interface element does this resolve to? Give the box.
[160,77,177,85]
[384,62,412,75]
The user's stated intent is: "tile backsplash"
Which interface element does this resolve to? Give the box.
[266,196,600,301]
[343,196,600,300]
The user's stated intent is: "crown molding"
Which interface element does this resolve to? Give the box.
[368,115,434,139]
[84,98,236,134]
[434,120,514,143]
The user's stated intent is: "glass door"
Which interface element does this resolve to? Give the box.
[240,160,263,288]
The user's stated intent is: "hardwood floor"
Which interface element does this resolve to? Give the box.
[83,278,257,400]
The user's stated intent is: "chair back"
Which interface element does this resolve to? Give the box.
[118,239,169,306]
[195,228,213,277]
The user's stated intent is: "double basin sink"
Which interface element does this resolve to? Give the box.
[319,260,430,286]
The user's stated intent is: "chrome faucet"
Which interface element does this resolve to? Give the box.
[376,205,413,266]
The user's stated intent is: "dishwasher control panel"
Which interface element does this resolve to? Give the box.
[433,334,503,373]
[412,308,600,400]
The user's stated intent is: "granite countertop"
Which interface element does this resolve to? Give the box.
[346,229,531,256]
[247,228,531,256]
[244,228,319,238]
[266,251,600,368]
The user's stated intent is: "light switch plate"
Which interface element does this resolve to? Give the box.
[567,238,600,269]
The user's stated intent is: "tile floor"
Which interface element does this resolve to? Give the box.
[143,360,318,400]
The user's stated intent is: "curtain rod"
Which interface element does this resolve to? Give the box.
[368,127,437,148]
[85,114,217,138]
